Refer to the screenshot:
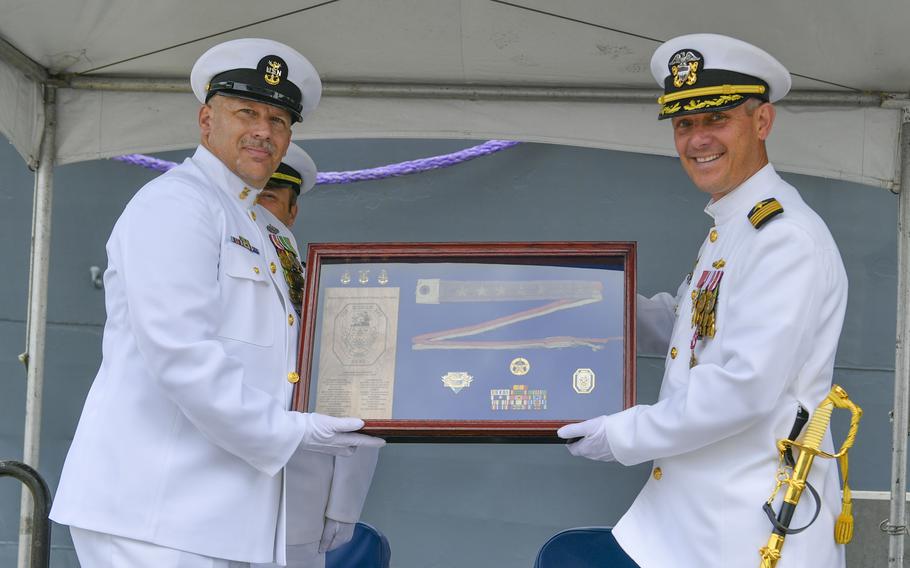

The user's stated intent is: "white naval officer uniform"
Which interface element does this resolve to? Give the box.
[50,145,371,565]
[609,164,848,567]
[250,204,379,568]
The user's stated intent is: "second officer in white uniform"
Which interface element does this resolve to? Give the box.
[558,34,849,568]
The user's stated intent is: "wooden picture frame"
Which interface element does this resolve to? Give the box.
[293,242,636,442]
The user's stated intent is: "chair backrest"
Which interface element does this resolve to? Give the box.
[534,526,638,568]
[325,522,391,568]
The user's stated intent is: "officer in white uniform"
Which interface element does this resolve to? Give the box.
[252,145,381,568]
[255,143,315,229]
[558,34,848,568]
[50,38,385,567]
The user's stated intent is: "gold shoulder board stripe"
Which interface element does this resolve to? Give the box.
[748,198,784,229]
[270,172,302,185]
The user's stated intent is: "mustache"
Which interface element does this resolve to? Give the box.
[240,138,276,155]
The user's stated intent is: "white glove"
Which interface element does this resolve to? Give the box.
[318,519,356,553]
[556,416,615,462]
[297,413,385,457]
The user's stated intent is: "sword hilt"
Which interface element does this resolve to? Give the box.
[758,385,863,567]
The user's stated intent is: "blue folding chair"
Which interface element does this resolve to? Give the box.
[325,522,391,568]
[534,527,638,568]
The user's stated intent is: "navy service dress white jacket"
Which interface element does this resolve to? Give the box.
[614,164,848,568]
[51,146,373,564]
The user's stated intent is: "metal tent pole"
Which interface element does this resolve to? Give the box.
[60,75,908,108]
[889,108,910,568]
[17,85,56,568]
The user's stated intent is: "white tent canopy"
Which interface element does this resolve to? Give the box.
[2,2,910,567]
[2,0,909,186]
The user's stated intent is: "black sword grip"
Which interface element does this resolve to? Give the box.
[784,404,810,467]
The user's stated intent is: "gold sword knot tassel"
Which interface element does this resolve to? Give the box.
[757,385,863,568]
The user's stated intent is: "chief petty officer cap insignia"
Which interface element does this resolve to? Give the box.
[190,38,322,123]
[267,143,317,195]
[650,33,791,120]
[748,198,784,229]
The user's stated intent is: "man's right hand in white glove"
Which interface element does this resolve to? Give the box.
[556,416,615,462]
[318,519,357,553]
[296,413,385,456]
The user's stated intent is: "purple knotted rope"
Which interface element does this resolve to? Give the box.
[112,153,176,173]
[112,140,522,185]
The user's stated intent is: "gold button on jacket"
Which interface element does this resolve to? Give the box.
[653,467,663,480]
[287,372,300,384]
[270,262,277,274]
[670,347,678,359]
[288,314,295,326]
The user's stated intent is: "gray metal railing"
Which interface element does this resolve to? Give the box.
[1,460,51,568]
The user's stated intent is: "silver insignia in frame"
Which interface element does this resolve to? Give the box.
[441,372,474,393]
[510,357,530,376]
[573,368,596,394]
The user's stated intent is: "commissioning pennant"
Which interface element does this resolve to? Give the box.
[413,279,619,351]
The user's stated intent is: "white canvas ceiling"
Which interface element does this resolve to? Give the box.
[1,0,907,187]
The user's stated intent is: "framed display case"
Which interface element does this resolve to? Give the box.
[293,242,636,442]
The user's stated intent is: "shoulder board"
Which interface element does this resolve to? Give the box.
[748,198,784,229]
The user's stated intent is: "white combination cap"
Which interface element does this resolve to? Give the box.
[268,143,317,194]
[650,33,791,120]
[191,38,322,123]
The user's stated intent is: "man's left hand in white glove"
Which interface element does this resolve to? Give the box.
[556,415,616,462]
[318,518,356,553]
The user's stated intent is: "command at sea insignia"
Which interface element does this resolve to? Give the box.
[572,368,596,394]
